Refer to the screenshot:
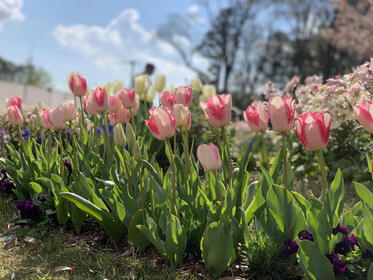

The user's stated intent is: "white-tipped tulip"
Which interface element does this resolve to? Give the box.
[62,101,76,122]
[173,104,191,131]
[196,143,222,172]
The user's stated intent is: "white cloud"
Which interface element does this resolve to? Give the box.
[187,5,205,24]
[53,9,200,87]
[0,0,24,28]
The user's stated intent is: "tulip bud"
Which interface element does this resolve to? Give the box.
[145,107,176,140]
[243,101,268,132]
[268,96,296,132]
[126,123,136,148]
[191,78,202,93]
[196,143,222,172]
[295,112,331,151]
[68,72,87,97]
[7,105,23,125]
[201,85,216,102]
[142,87,156,103]
[39,109,52,129]
[160,91,176,110]
[118,88,136,109]
[62,101,76,122]
[173,104,191,131]
[49,106,66,130]
[107,94,122,113]
[6,97,23,113]
[154,74,166,92]
[200,94,232,128]
[353,100,373,133]
[132,141,142,161]
[175,86,192,107]
[135,75,146,95]
[114,124,126,148]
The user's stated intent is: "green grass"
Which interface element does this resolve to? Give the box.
[0,196,206,280]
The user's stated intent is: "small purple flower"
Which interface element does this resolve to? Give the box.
[1,169,7,178]
[22,129,31,141]
[332,223,349,236]
[298,230,314,242]
[108,123,114,136]
[102,123,114,136]
[96,127,102,138]
[67,129,71,144]
[64,160,72,173]
[326,253,346,277]
[125,143,129,151]
[280,239,299,259]
[37,135,43,144]
[16,200,42,220]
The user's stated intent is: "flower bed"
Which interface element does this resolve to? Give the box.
[1,65,373,279]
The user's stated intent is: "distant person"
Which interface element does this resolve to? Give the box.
[143,63,155,76]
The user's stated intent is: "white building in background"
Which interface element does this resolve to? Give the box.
[0,81,73,113]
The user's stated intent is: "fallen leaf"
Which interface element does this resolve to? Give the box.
[3,238,18,250]
[24,237,37,245]
[54,266,76,272]
[121,246,135,257]
[25,247,36,254]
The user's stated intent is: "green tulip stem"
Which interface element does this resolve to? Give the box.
[214,170,224,205]
[93,115,99,150]
[261,132,268,168]
[47,130,51,175]
[166,139,177,205]
[103,113,110,164]
[17,125,30,166]
[182,130,191,178]
[282,133,288,189]
[122,149,135,197]
[222,128,232,188]
[317,149,328,200]
[58,130,64,179]
[130,109,136,134]
[70,122,79,173]
[79,97,85,145]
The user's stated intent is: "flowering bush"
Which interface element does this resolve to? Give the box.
[1,64,373,279]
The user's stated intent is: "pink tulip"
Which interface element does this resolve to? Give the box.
[7,105,23,125]
[173,104,191,131]
[200,94,232,128]
[109,106,131,124]
[353,100,373,133]
[118,88,136,109]
[68,73,87,97]
[49,106,66,130]
[62,101,76,122]
[107,94,122,113]
[145,107,176,140]
[6,97,23,113]
[268,96,296,132]
[295,112,331,151]
[196,143,222,172]
[39,109,53,129]
[83,94,98,115]
[243,101,268,132]
[174,86,192,107]
[92,87,108,113]
[160,91,176,110]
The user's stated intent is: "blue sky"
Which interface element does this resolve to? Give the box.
[0,0,213,91]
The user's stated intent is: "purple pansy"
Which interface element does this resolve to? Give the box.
[280,239,299,259]
[16,200,42,220]
[332,223,349,236]
[298,230,314,242]
[326,253,346,277]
